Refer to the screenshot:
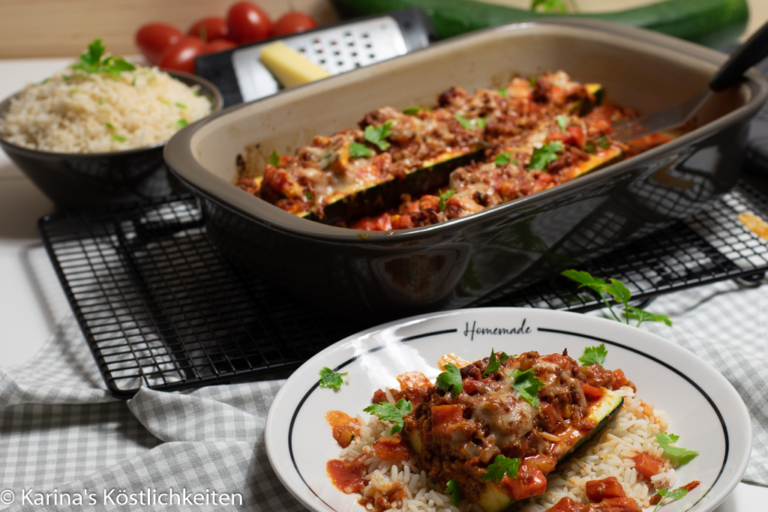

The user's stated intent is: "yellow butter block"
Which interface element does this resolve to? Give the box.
[260,41,331,89]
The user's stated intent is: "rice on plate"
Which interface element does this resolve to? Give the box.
[0,39,211,153]
[325,348,698,512]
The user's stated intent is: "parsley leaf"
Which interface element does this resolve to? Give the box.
[482,348,509,377]
[105,122,115,130]
[305,191,313,200]
[578,343,608,367]
[528,141,563,171]
[499,87,508,97]
[70,39,136,76]
[364,121,392,151]
[529,76,537,87]
[596,135,610,149]
[445,480,461,506]
[585,141,596,154]
[481,455,521,482]
[319,366,348,389]
[363,398,413,434]
[495,152,511,166]
[625,306,673,327]
[349,142,372,158]
[175,102,187,109]
[403,107,431,115]
[655,433,699,464]
[175,119,188,129]
[653,488,689,512]
[436,363,463,399]
[269,149,280,167]
[455,114,486,131]
[438,189,456,212]
[111,134,126,142]
[556,115,569,132]
[511,369,544,408]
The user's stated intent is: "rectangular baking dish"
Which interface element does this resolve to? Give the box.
[165,18,768,322]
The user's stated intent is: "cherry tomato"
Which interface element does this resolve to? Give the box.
[272,11,318,37]
[135,23,183,65]
[158,37,207,74]
[188,17,229,42]
[203,39,237,55]
[227,2,273,44]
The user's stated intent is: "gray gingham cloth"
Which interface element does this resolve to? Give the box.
[1,280,768,511]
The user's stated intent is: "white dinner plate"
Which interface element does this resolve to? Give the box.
[265,308,751,512]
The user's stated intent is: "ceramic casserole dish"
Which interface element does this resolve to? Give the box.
[164,18,768,322]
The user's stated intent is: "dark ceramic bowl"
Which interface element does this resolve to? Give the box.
[0,70,223,210]
[165,19,768,322]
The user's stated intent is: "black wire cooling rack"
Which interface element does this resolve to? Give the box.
[39,181,768,398]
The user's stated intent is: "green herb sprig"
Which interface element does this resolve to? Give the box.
[482,348,509,377]
[652,488,689,512]
[455,114,486,131]
[511,369,544,408]
[349,142,372,158]
[482,455,521,482]
[579,343,607,367]
[438,189,456,212]
[269,149,280,167]
[71,39,136,76]
[364,121,392,151]
[363,398,413,434]
[561,270,672,327]
[319,367,348,389]
[436,363,463,399]
[528,141,563,171]
[655,433,699,464]
[495,152,511,166]
[556,115,569,132]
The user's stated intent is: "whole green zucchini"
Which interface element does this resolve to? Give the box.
[331,0,748,47]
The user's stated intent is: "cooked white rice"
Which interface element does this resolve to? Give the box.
[0,66,211,153]
[338,388,674,512]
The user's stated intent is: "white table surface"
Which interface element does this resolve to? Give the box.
[0,57,766,511]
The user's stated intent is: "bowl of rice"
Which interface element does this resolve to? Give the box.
[0,39,222,210]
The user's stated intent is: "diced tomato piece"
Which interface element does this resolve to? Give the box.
[634,452,664,479]
[567,125,586,149]
[396,371,432,390]
[372,436,415,461]
[351,213,392,231]
[585,477,626,502]
[419,195,440,211]
[391,214,414,230]
[591,497,640,512]
[546,497,587,512]
[503,469,547,500]
[611,369,630,390]
[581,382,604,400]
[431,405,465,429]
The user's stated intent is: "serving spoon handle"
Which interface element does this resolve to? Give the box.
[710,20,768,92]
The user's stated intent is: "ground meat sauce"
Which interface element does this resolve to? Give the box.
[236,71,672,230]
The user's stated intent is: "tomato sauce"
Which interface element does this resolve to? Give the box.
[326,456,367,494]
[325,410,361,448]
[372,436,415,462]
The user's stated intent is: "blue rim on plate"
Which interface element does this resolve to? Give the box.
[265,308,751,512]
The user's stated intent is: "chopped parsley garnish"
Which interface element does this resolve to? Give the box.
[578,343,608,367]
[495,152,511,166]
[111,134,126,142]
[438,189,456,212]
[482,455,521,482]
[585,141,596,154]
[561,270,672,327]
[305,191,314,200]
[318,366,347,389]
[363,398,413,434]
[596,135,610,149]
[482,348,509,377]
[445,480,461,506]
[455,114,486,130]
[71,39,136,76]
[528,141,563,171]
[364,121,392,151]
[161,99,171,106]
[652,488,689,512]
[175,118,189,128]
[269,149,280,167]
[175,102,187,109]
[499,87,508,97]
[104,122,115,130]
[349,142,372,158]
[403,107,431,115]
[529,76,537,87]
[655,433,699,464]
[556,115,569,132]
[436,363,463,399]
[511,369,544,408]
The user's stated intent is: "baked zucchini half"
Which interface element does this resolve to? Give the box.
[409,389,624,512]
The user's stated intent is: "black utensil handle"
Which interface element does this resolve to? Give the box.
[710,20,768,92]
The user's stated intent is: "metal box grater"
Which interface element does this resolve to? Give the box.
[195,8,436,107]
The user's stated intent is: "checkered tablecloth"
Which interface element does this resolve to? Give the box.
[1,279,767,511]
